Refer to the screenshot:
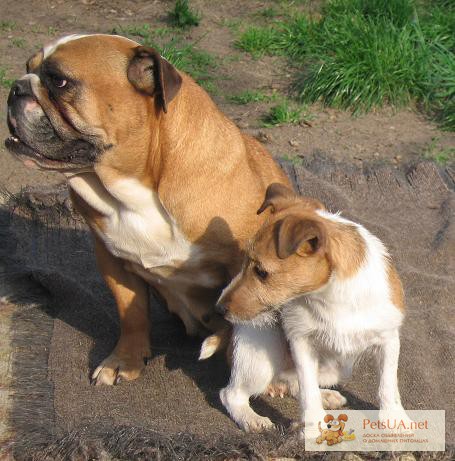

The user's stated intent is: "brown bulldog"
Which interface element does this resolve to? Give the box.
[5,34,291,385]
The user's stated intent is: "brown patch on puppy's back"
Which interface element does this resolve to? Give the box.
[326,222,366,279]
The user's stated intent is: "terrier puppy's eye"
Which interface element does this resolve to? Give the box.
[253,265,268,281]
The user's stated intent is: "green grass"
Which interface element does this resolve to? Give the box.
[262,100,304,127]
[227,90,277,104]
[11,37,26,48]
[423,137,455,164]
[47,26,58,36]
[169,0,201,29]
[235,0,455,130]
[235,26,281,58]
[31,24,43,34]
[299,17,427,112]
[0,67,14,89]
[0,21,16,32]
[433,149,455,164]
[118,23,218,91]
[281,153,305,166]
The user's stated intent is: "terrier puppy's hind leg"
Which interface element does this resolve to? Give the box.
[220,324,287,432]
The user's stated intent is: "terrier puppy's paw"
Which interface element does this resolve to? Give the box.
[321,389,347,409]
[240,414,275,433]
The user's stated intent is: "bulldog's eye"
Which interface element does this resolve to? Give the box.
[50,75,67,88]
[253,265,268,281]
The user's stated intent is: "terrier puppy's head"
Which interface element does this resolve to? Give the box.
[216,184,334,324]
[216,183,365,325]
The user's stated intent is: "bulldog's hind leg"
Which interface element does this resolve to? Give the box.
[91,237,151,385]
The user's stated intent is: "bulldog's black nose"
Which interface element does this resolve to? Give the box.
[215,302,227,315]
[9,79,33,100]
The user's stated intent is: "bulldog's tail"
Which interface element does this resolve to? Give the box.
[199,327,231,360]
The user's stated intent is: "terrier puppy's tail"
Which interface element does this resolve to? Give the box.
[199,327,231,360]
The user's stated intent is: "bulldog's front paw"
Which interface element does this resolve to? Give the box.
[92,339,151,385]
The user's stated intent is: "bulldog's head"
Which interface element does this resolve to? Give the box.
[5,34,182,172]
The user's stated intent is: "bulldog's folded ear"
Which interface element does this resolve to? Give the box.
[127,46,182,113]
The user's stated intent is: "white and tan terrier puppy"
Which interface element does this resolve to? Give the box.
[201,183,408,434]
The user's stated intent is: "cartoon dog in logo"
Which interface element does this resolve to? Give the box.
[316,414,348,445]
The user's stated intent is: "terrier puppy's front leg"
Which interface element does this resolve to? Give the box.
[377,329,410,422]
[289,336,326,438]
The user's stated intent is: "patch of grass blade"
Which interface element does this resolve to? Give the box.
[235,0,455,130]
[11,37,26,48]
[302,1,455,128]
[0,20,16,32]
[227,90,277,105]
[235,26,281,58]
[323,0,415,28]
[433,149,455,164]
[169,0,201,29]
[300,17,428,112]
[282,153,304,166]
[421,42,455,131]
[262,101,303,127]
[0,67,14,89]
[423,138,455,164]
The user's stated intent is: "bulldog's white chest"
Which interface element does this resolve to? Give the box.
[67,173,194,269]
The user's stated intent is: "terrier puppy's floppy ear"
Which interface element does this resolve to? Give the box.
[257,183,295,215]
[275,215,326,259]
[338,414,348,422]
[127,46,182,113]
[324,414,334,423]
